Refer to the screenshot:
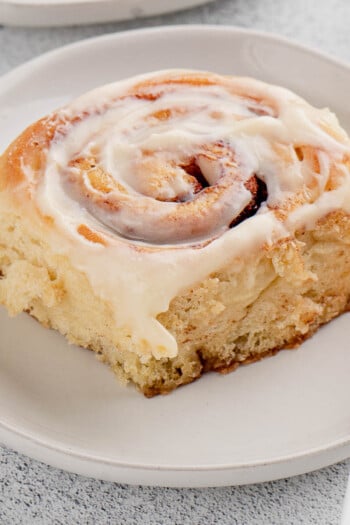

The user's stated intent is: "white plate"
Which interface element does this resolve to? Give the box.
[0,0,212,26]
[0,26,350,487]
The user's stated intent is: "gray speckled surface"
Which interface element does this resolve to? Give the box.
[0,0,350,523]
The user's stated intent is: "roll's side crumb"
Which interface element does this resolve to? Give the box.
[1,207,350,396]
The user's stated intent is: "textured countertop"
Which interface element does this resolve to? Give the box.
[1,0,350,523]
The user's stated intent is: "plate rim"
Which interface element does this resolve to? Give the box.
[0,24,350,485]
[1,0,208,6]
[2,24,350,88]
[1,414,350,471]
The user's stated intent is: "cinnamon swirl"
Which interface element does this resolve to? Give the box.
[1,70,350,396]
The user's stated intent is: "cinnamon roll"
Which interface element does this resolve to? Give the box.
[1,69,350,396]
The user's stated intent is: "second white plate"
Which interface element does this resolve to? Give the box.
[0,0,213,27]
[0,26,350,487]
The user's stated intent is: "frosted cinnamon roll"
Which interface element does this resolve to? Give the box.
[1,70,350,396]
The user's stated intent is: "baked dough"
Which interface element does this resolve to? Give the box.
[1,70,350,396]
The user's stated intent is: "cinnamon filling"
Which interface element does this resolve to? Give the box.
[66,143,269,245]
[55,73,281,245]
[230,177,268,228]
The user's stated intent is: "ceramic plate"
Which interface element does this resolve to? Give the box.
[0,26,349,487]
[0,0,212,26]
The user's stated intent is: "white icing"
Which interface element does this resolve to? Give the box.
[22,70,350,359]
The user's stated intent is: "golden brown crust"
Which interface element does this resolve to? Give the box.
[0,117,57,191]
